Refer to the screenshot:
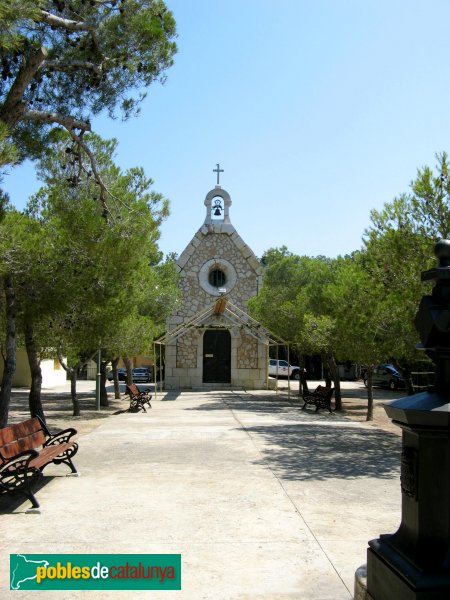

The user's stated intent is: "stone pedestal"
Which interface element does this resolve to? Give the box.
[367,392,450,600]
[354,565,374,600]
[365,240,450,600]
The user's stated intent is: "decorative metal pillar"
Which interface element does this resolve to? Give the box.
[367,240,450,600]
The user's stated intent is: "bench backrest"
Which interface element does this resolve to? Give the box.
[126,384,140,397]
[0,418,46,461]
[314,385,334,398]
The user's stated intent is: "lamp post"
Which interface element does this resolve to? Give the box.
[366,240,450,600]
[95,348,101,411]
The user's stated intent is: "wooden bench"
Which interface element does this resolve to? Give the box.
[125,384,152,412]
[302,385,334,413]
[0,416,78,512]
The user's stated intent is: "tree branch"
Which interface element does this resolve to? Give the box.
[68,130,109,216]
[44,60,103,77]
[22,110,109,213]
[0,47,48,127]
[39,10,96,32]
[22,109,91,132]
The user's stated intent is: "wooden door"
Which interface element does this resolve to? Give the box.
[203,329,231,383]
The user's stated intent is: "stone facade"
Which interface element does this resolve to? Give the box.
[237,334,258,369]
[164,185,269,390]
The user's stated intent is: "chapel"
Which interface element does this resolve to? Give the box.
[163,168,273,390]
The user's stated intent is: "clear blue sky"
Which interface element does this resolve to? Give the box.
[4,0,450,260]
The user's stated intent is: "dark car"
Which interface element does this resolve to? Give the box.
[364,364,405,390]
[132,367,151,383]
[107,368,126,382]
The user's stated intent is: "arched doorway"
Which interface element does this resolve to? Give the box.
[203,329,231,383]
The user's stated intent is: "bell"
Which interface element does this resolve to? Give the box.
[214,207,222,216]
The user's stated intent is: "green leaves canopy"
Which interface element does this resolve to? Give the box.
[0,0,177,185]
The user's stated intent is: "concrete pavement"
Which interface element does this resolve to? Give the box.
[0,389,402,599]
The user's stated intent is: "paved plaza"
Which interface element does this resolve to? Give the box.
[0,388,402,599]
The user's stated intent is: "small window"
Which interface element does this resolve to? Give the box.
[269,359,276,366]
[209,269,226,288]
[279,360,289,367]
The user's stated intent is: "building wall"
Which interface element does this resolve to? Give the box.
[165,207,268,390]
[165,328,268,390]
[0,349,67,388]
[173,229,260,320]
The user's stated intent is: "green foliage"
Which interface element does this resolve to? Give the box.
[367,152,450,249]
[0,121,18,174]
[252,154,450,381]
[0,1,42,53]
[326,256,390,365]
[249,249,338,352]
[361,153,450,369]
[19,132,179,367]
[0,0,177,168]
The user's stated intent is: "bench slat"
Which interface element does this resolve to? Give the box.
[29,442,75,469]
[1,432,47,459]
[0,418,43,446]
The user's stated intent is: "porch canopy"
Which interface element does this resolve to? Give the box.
[154,298,292,397]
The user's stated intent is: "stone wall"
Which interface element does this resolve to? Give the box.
[237,333,258,369]
[176,330,198,369]
[164,212,268,390]
[168,225,262,329]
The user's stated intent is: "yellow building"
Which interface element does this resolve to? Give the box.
[0,349,67,388]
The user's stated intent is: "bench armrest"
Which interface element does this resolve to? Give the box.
[43,428,77,447]
[1,449,39,470]
[0,449,42,497]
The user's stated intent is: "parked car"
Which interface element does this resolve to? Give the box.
[132,367,151,383]
[268,359,303,380]
[364,364,405,390]
[107,368,126,382]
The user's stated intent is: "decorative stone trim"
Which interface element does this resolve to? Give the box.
[198,258,237,296]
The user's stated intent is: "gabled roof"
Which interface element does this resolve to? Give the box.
[176,224,263,275]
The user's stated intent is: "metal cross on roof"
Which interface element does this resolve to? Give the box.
[213,163,224,185]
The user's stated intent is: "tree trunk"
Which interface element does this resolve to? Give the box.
[402,365,415,396]
[24,321,45,423]
[299,357,308,395]
[100,360,108,407]
[123,356,133,386]
[0,274,16,427]
[70,368,80,416]
[366,368,374,421]
[111,357,121,399]
[325,352,342,411]
[58,353,80,416]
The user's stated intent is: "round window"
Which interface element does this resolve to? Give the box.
[199,259,237,296]
[209,269,226,288]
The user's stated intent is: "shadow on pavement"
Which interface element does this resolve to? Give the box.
[0,475,55,514]
[247,423,401,481]
[184,392,401,480]
[186,396,334,421]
